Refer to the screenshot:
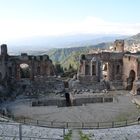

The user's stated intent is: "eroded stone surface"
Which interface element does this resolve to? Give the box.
[78,40,140,95]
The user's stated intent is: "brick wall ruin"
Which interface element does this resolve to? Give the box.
[0,44,55,83]
[78,40,140,95]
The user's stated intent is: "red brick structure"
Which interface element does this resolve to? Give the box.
[78,40,140,95]
[0,44,55,82]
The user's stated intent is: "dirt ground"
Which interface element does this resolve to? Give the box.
[5,90,140,123]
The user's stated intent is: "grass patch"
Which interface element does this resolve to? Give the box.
[64,130,72,140]
[114,109,139,122]
[79,131,90,140]
[115,113,129,122]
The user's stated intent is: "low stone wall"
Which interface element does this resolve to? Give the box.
[31,96,113,107]
[78,75,98,83]
[110,81,124,90]
[69,81,105,91]
[32,98,66,107]
[69,79,124,92]
[72,97,113,106]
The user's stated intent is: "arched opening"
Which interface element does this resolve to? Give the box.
[20,63,30,78]
[85,64,90,75]
[8,67,12,78]
[65,92,71,106]
[81,54,86,60]
[92,64,96,75]
[102,62,108,80]
[137,88,140,95]
[37,66,40,75]
[127,70,136,90]
[64,81,69,88]
[116,65,120,74]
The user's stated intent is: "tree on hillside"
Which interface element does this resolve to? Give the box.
[64,67,67,72]
[55,62,64,75]
[68,64,73,71]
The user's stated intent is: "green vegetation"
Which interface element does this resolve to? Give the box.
[48,47,88,70]
[79,131,90,140]
[64,130,72,140]
[46,33,140,70]
[47,42,111,70]
[114,111,137,122]
[64,130,91,140]
[54,62,64,75]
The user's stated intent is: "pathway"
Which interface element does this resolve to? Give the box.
[71,129,80,140]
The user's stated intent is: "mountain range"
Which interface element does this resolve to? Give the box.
[6,33,140,69]
[7,34,127,54]
[45,33,140,69]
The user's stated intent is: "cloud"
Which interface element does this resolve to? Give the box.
[78,16,140,35]
[0,17,140,41]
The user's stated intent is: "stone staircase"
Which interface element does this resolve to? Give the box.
[71,129,80,140]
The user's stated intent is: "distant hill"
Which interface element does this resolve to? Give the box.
[8,33,140,70]
[8,34,127,54]
[125,33,140,45]
[46,42,111,69]
[46,33,140,69]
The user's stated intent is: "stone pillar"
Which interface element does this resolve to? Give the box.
[96,61,98,77]
[97,61,102,82]
[137,63,140,80]
[100,61,103,80]
[90,61,93,76]
[1,44,8,57]
[83,61,86,75]
[108,62,113,81]
[93,61,101,82]
[30,57,35,80]
[16,64,20,80]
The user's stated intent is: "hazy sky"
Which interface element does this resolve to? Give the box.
[0,0,140,41]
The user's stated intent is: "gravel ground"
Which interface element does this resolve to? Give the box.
[5,90,140,123]
[1,90,140,139]
[0,121,64,139]
[82,125,140,140]
[0,121,140,140]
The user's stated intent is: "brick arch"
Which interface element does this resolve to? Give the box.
[20,63,30,79]
[126,70,136,90]
[16,60,34,80]
[15,56,55,80]
[137,88,140,95]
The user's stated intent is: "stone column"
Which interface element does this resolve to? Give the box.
[96,61,98,77]
[108,62,113,81]
[100,61,103,80]
[90,61,93,76]
[97,61,102,82]
[16,64,20,80]
[30,57,35,80]
[83,61,86,75]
